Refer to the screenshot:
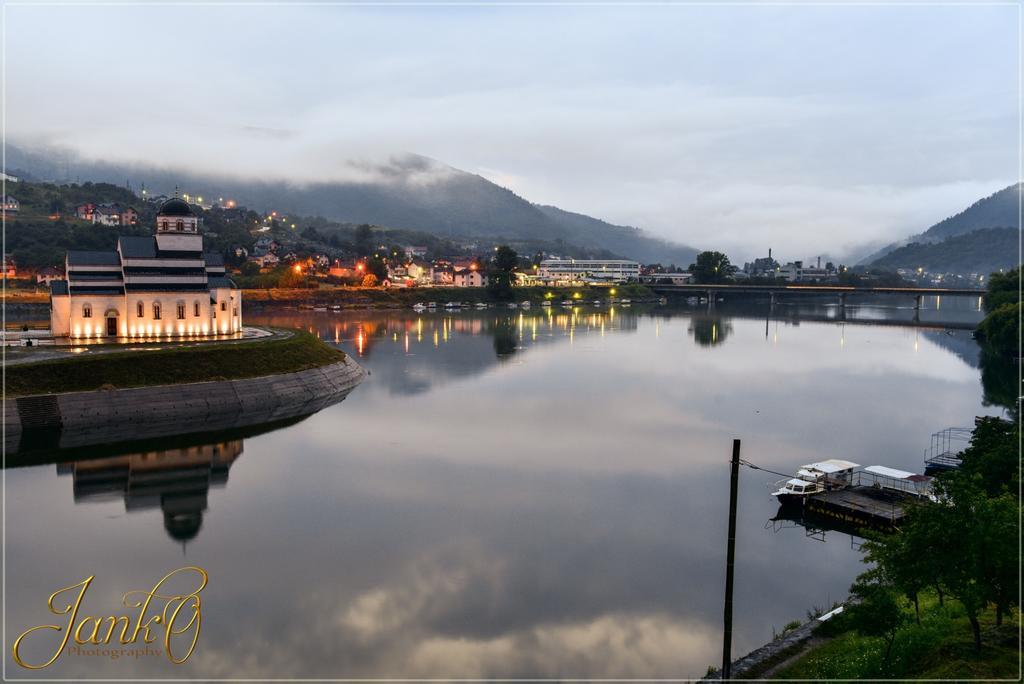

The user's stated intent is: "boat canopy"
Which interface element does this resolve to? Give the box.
[801,459,860,474]
[863,465,917,480]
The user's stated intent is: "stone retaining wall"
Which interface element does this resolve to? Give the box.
[4,357,365,454]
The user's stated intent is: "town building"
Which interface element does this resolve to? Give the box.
[778,260,830,283]
[639,272,693,285]
[538,258,641,283]
[49,197,241,339]
[2,195,19,214]
[4,256,16,279]
[454,267,489,287]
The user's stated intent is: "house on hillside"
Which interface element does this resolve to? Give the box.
[4,257,16,279]
[93,204,123,226]
[2,195,19,214]
[36,266,64,285]
[75,203,97,221]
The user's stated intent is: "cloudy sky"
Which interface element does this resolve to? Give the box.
[5,2,1019,261]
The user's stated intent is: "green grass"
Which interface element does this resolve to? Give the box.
[5,330,347,397]
[776,593,1021,680]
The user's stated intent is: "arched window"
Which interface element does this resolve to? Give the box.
[153,302,162,320]
[176,220,184,231]
[176,302,186,320]
[193,301,200,317]
[136,301,144,318]
[82,304,92,318]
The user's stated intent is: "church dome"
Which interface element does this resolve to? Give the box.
[158,197,194,217]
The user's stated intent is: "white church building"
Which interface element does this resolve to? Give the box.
[50,197,241,339]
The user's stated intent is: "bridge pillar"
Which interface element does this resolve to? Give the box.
[839,292,847,308]
[914,294,922,310]
[769,292,776,310]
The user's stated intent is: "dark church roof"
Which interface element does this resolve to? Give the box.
[118,236,157,258]
[157,197,194,217]
[67,250,120,266]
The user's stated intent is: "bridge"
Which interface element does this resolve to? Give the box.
[649,283,984,310]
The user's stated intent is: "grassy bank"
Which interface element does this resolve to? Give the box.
[242,283,657,308]
[6,330,347,397]
[774,593,1020,679]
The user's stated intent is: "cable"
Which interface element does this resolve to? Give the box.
[738,458,793,479]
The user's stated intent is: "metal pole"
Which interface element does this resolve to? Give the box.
[722,438,741,679]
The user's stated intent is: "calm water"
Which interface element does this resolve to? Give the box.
[4,297,1001,678]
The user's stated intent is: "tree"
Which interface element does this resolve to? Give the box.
[239,261,260,277]
[846,570,907,671]
[488,245,518,300]
[361,273,379,288]
[354,224,374,256]
[688,251,733,284]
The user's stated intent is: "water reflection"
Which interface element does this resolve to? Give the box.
[57,439,243,544]
[4,300,1000,679]
[689,316,732,347]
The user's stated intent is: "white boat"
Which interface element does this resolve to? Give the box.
[771,459,859,507]
[313,306,327,312]
[444,302,461,309]
[620,298,631,304]
[561,300,573,306]
[541,301,552,307]
[412,303,427,312]
[507,302,518,309]
[475,302,487,309]
[427,302,438,309]
[520,301,531,308]
[771,478,825,506]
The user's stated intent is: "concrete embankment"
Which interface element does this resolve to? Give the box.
[5,356,365,455]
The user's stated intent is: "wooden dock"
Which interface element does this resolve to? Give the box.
[803,486,907,529]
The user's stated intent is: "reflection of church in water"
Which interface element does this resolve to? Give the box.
[57,440,242,543]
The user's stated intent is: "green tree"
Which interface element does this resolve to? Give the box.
[846,570,907,671]
[688,251,733,284]
[488,245,518,300]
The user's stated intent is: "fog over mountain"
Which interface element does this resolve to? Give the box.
[864,183,1021,272]
[7,143,699,264]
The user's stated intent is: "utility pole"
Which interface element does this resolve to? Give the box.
[722,438,741,680]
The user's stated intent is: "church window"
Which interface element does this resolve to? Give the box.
[176,303,186,320]
[176,220,184,231]
[193,301,200,317]
[153,303,162,320]
[136,301,144,318]
[82,304,92,318]
[221,301,227,311]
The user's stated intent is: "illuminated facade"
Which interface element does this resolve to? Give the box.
[49,197,241,339]
[538,258,640,283]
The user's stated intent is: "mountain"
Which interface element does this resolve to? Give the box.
[863,182,1020,265]
[869,227,1017,275]
[6,144,698,264]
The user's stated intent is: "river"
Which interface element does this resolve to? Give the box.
[4,296,1003,678]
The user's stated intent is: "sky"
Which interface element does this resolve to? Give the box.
[4,2,1020,261]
